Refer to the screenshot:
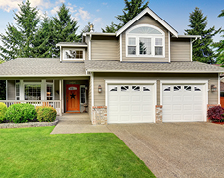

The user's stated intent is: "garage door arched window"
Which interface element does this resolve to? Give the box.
[126,24,165,57]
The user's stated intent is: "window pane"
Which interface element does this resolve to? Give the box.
[139,38,151,55]
[128,37,136,45]
[25,84,41,100]
[128,46,136,55]
[155,38,162,45]
[155,47,163,55]
[129,26,162,34]
[64,50,83,59]
[81,87,85,103]
[47,84,53,100]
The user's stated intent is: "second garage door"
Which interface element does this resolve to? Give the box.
[108,84,155,124]
[162,84,205,122]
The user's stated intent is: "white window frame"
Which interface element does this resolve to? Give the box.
[24,82,42,100]
[15,83,20,100]
[126,24,165,58]
[46,82,54,101]
[80,85,87,104]
[63,48,85,61]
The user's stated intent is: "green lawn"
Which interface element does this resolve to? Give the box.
[0,127,155,178]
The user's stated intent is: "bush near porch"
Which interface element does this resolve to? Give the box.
[207,106,224,122]
[0,127,155,178]
[0,103,57,123]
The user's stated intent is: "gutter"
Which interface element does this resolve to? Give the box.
[86,70,224,73]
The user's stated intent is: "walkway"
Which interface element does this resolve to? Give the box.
[50,113,111,134]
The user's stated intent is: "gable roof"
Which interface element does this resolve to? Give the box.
[0,58,87,77]
[85,60,224,73]
[116,7,178,37]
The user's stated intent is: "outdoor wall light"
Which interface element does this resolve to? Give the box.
[211,85,217,92]
[98,85,102,93]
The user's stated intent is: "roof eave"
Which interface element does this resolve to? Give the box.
[0,74,91,77]
[86,70,223,73]
[116,7,178,37]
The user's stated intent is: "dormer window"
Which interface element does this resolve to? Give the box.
[63,48,85,60]
[126,24,165,57]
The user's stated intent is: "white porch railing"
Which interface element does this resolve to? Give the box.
[0,100,62,116]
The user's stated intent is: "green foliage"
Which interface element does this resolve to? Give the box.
[0,0,39,61]
[102,22,118,33]
[36,106,57,122]
[213,9,224,64]
[0,102,7,122]
[102,0,149,32]
[52,3,80,57]
[0,80,6,100]
[5,103,37,123]
[185,7,221,63]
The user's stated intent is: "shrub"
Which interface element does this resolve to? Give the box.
[0,102,7,122]
[36,106,57,122]
[207,106,224,122]
[5,103,37,123]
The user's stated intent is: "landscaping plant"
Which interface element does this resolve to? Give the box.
[207,106,224,122]
[5,103,37,123]
[0,102,7,123]
[36,106,57,122]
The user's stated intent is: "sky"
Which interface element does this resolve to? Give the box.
[0,0,223,42]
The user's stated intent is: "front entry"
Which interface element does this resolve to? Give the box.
[66,84,80,112]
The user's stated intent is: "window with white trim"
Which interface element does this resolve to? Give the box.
[25,84,41,100]
[16,83,20,100]
[63,48,85,60]
[80,86,86,104]
[46,84,53,100]
[126,24,165,57]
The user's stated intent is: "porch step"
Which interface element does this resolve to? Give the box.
[57,113,91,125]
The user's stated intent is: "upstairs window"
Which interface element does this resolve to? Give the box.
[126,24,165,57]
[63,48,85,60]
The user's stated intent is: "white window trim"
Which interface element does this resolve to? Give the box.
[126,24,165,58]
[63,48,85,61]
[15,83,20,100]
[46,82,54,101]
[105,79,157,123]
[80,85,87,105]
[160,80,208,122]
[24,82,42,100]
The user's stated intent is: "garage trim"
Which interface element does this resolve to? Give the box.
[105,80,157,123]
[160,79,208,122]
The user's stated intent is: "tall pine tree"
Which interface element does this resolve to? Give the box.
[52,3,80,57]
[213,9,224,64]
[102,0,149,33]
[185,7,220,63]
[0,0,39,61]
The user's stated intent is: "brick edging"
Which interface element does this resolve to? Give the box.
[0,118,59,129]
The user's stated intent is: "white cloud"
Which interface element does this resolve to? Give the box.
[75,8,91,21]
[96,9,100,12]
[56,0,65,4]
[102,2,107,5]
[0,0,51,12]
[50,6,60,15]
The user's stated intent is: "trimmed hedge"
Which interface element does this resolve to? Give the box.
[36,106,57,122]
[5,103,37,123]
[0,102,7,123]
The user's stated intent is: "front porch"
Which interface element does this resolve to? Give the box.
[0,78,91,116]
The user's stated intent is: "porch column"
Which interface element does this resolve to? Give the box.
[59,79,62,116]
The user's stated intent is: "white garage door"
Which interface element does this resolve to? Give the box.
[162,84,205,122]
[108,84,154,124]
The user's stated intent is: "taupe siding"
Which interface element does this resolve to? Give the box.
[91,36,119,60]
[93,73,218,106]
[122,15,169,62]
[7,80,15,100]
[171,38,191,62]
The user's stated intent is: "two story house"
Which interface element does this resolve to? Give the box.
[0,7,223,124]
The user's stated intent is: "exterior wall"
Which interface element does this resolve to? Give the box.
[91,36,119,60]
[93,72,219,106]
[7,80,15,100]
[170,38,191,62]
[122,15,169,62]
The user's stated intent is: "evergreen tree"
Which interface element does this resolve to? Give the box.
[102,22,117,33]
[213,9,224,64]
[33,16,56,58]
[185,7,220,63]
[102,0,149,32]
[52,3,80,57]
[0,0,39,61]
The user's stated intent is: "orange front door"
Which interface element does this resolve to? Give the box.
[66,84,80,112]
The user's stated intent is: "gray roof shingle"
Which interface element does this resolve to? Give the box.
[85,60,224,73]
[0,58,86,77]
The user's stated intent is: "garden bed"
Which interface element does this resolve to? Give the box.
[0,118,59,129]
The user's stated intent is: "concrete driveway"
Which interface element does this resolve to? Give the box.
[107,122,224,178]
